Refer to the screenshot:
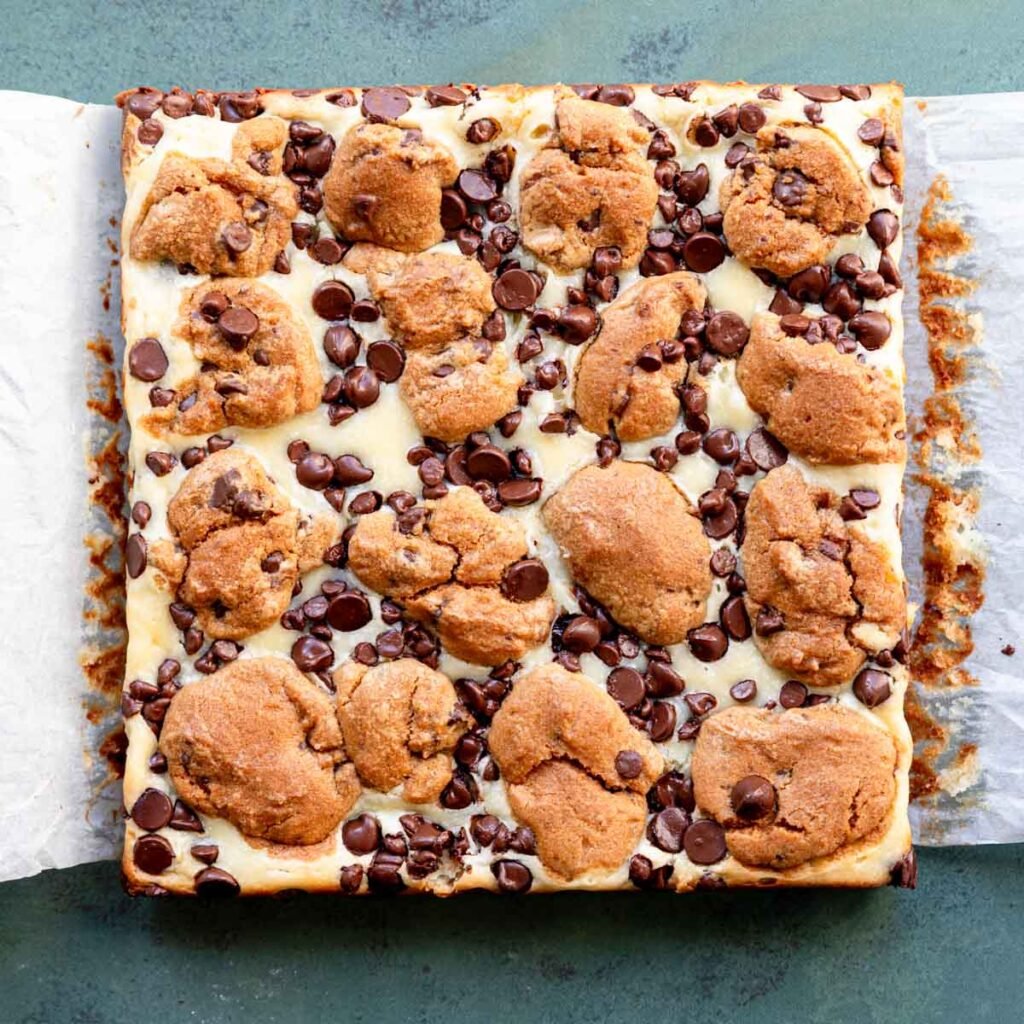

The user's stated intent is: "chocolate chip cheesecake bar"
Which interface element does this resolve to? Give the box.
[118,80,914,896]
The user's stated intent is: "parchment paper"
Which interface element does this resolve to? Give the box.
[0,90,1019,884]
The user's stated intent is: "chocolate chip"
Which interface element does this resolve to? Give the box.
[683,819,727,865]
[221,222,252,256]
[128,338,169,381]
[137,118,163,145]
[457,168,499,204]
[125,533,148,579]
[629,854,674,890]
[648,807,691,852]
[854,668,892,707]
[332,454,374,487]
[860,120,887,147]
[615,750,643,779]
[788,264,830,303]
[730,775,776,821]
[467,117,500,144]
[466,443,512,482]
[558,304,598,343]
[311,237,344,265]
[131,788,173,831]
[343,813,381,855]
[194,867,240,896]
[738,102,766,133]
[296,452,335,490]
[746,427,788,471]
[645,660,684,698]
[556,615,598,654]
[719,595,751,641]
[367,850,405,892]
[361,87,410,121]
[217,306,259,349]
[312,280,354,321]
[650,771,695,812]
[682,232,725,273]
[848,310,891,350]
[501,558,549,602]
[688,624,728,662]
[703,428,740,465]
[779,680,808,708]
[795,84,842,103]
[190,843,219,865]
[326,591,372,631]
[492,268,539,311]
[218,91,261,121]
[867,209,899,249]
[126,89,163,119]
[133,835,174,874]
[492,859,533,893]
[497,478,542,506]
[705,312,749,356]
[890,848,918,889]
[649,701,677,742]
[324,324,361,368]
[773,169,809,208]
[344,365,381,408]
[822,280,861,321]
[291,635,334,672]
[169,800,203,832]
[607,667,645,710]
[692,116,719,147]
[145,452,176,477]
[426,85,466,107]
[729,679,757,702]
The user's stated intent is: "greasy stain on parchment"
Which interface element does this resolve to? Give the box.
[907,176,986,820]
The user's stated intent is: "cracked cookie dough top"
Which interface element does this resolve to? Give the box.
[335,658,467,805]
[574,271,707,441]
[489,664,663,878]
[160,657,359,845]
[691,705,897,869]
[519,90,659,272]
[153,449,337,639]
[323,122,459,253]
[741,465,904,685]
[737,312,905,464]
[720,123,871,277]
[543,461,712,645]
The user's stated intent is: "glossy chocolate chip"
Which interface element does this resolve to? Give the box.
[133,835,174,874]
[730,775,776,821]
[688,624,728,662]
[312,280,354,321]
[501,558,549,602]
[366,340,405,382]
[853,668,892,707]
[683,819,728,865]
[326,592,373,631]
[194,866,240,896]
[492,859,533,893]
[492,268,539,311]
[343,813,382,855]
[131,788,174,831]
[126,533,148,579]
[361,87,411,121]
[607,667,646,710]
[648,807,691,853]
[128,338,169,381]
[705,312,749,356]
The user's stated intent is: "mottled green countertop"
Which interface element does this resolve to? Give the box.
[1,2,1021,1021]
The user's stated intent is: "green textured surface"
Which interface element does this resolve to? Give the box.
[2,1,1022,1021]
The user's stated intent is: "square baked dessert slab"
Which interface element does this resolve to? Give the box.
[118,80,914,896]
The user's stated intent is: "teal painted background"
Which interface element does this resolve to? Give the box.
[1,1,1022,1021]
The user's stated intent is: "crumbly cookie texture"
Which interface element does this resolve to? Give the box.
[543,461,711,644]
[741,465,904,685]
[520,90,659,272]
[152,449,337,639]
[691,706,897,869]
[160,657,359,845]
[720,124,871,276]
[323,123,459,252]
[130,133,296,276]
[335,659,467,804]
[144,279,322,435]
[489,664,663,879]
[347,487,554,664]
[574,272,706,440]
[119,80,911,897]
[737,313,905,464]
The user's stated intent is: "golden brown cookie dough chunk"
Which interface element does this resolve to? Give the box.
[574,272,706,441]
[489,664,663,879]
[160,657,359,845]
[347,487,554,664]
[736,313,904,464]
[334,659,467,803]
[543,461,711,645]
[519,90,658,272]
[741,465,904,685]
[152,449,337,640]
[322,123,458,252]
[691,705,897,869]
[130,148,296,276]
[720,124,871,277]
[401,340,521,442]
[142,280,322,435]
[369,250,497,350]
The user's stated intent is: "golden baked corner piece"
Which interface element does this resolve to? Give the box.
[118,80,913,897]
